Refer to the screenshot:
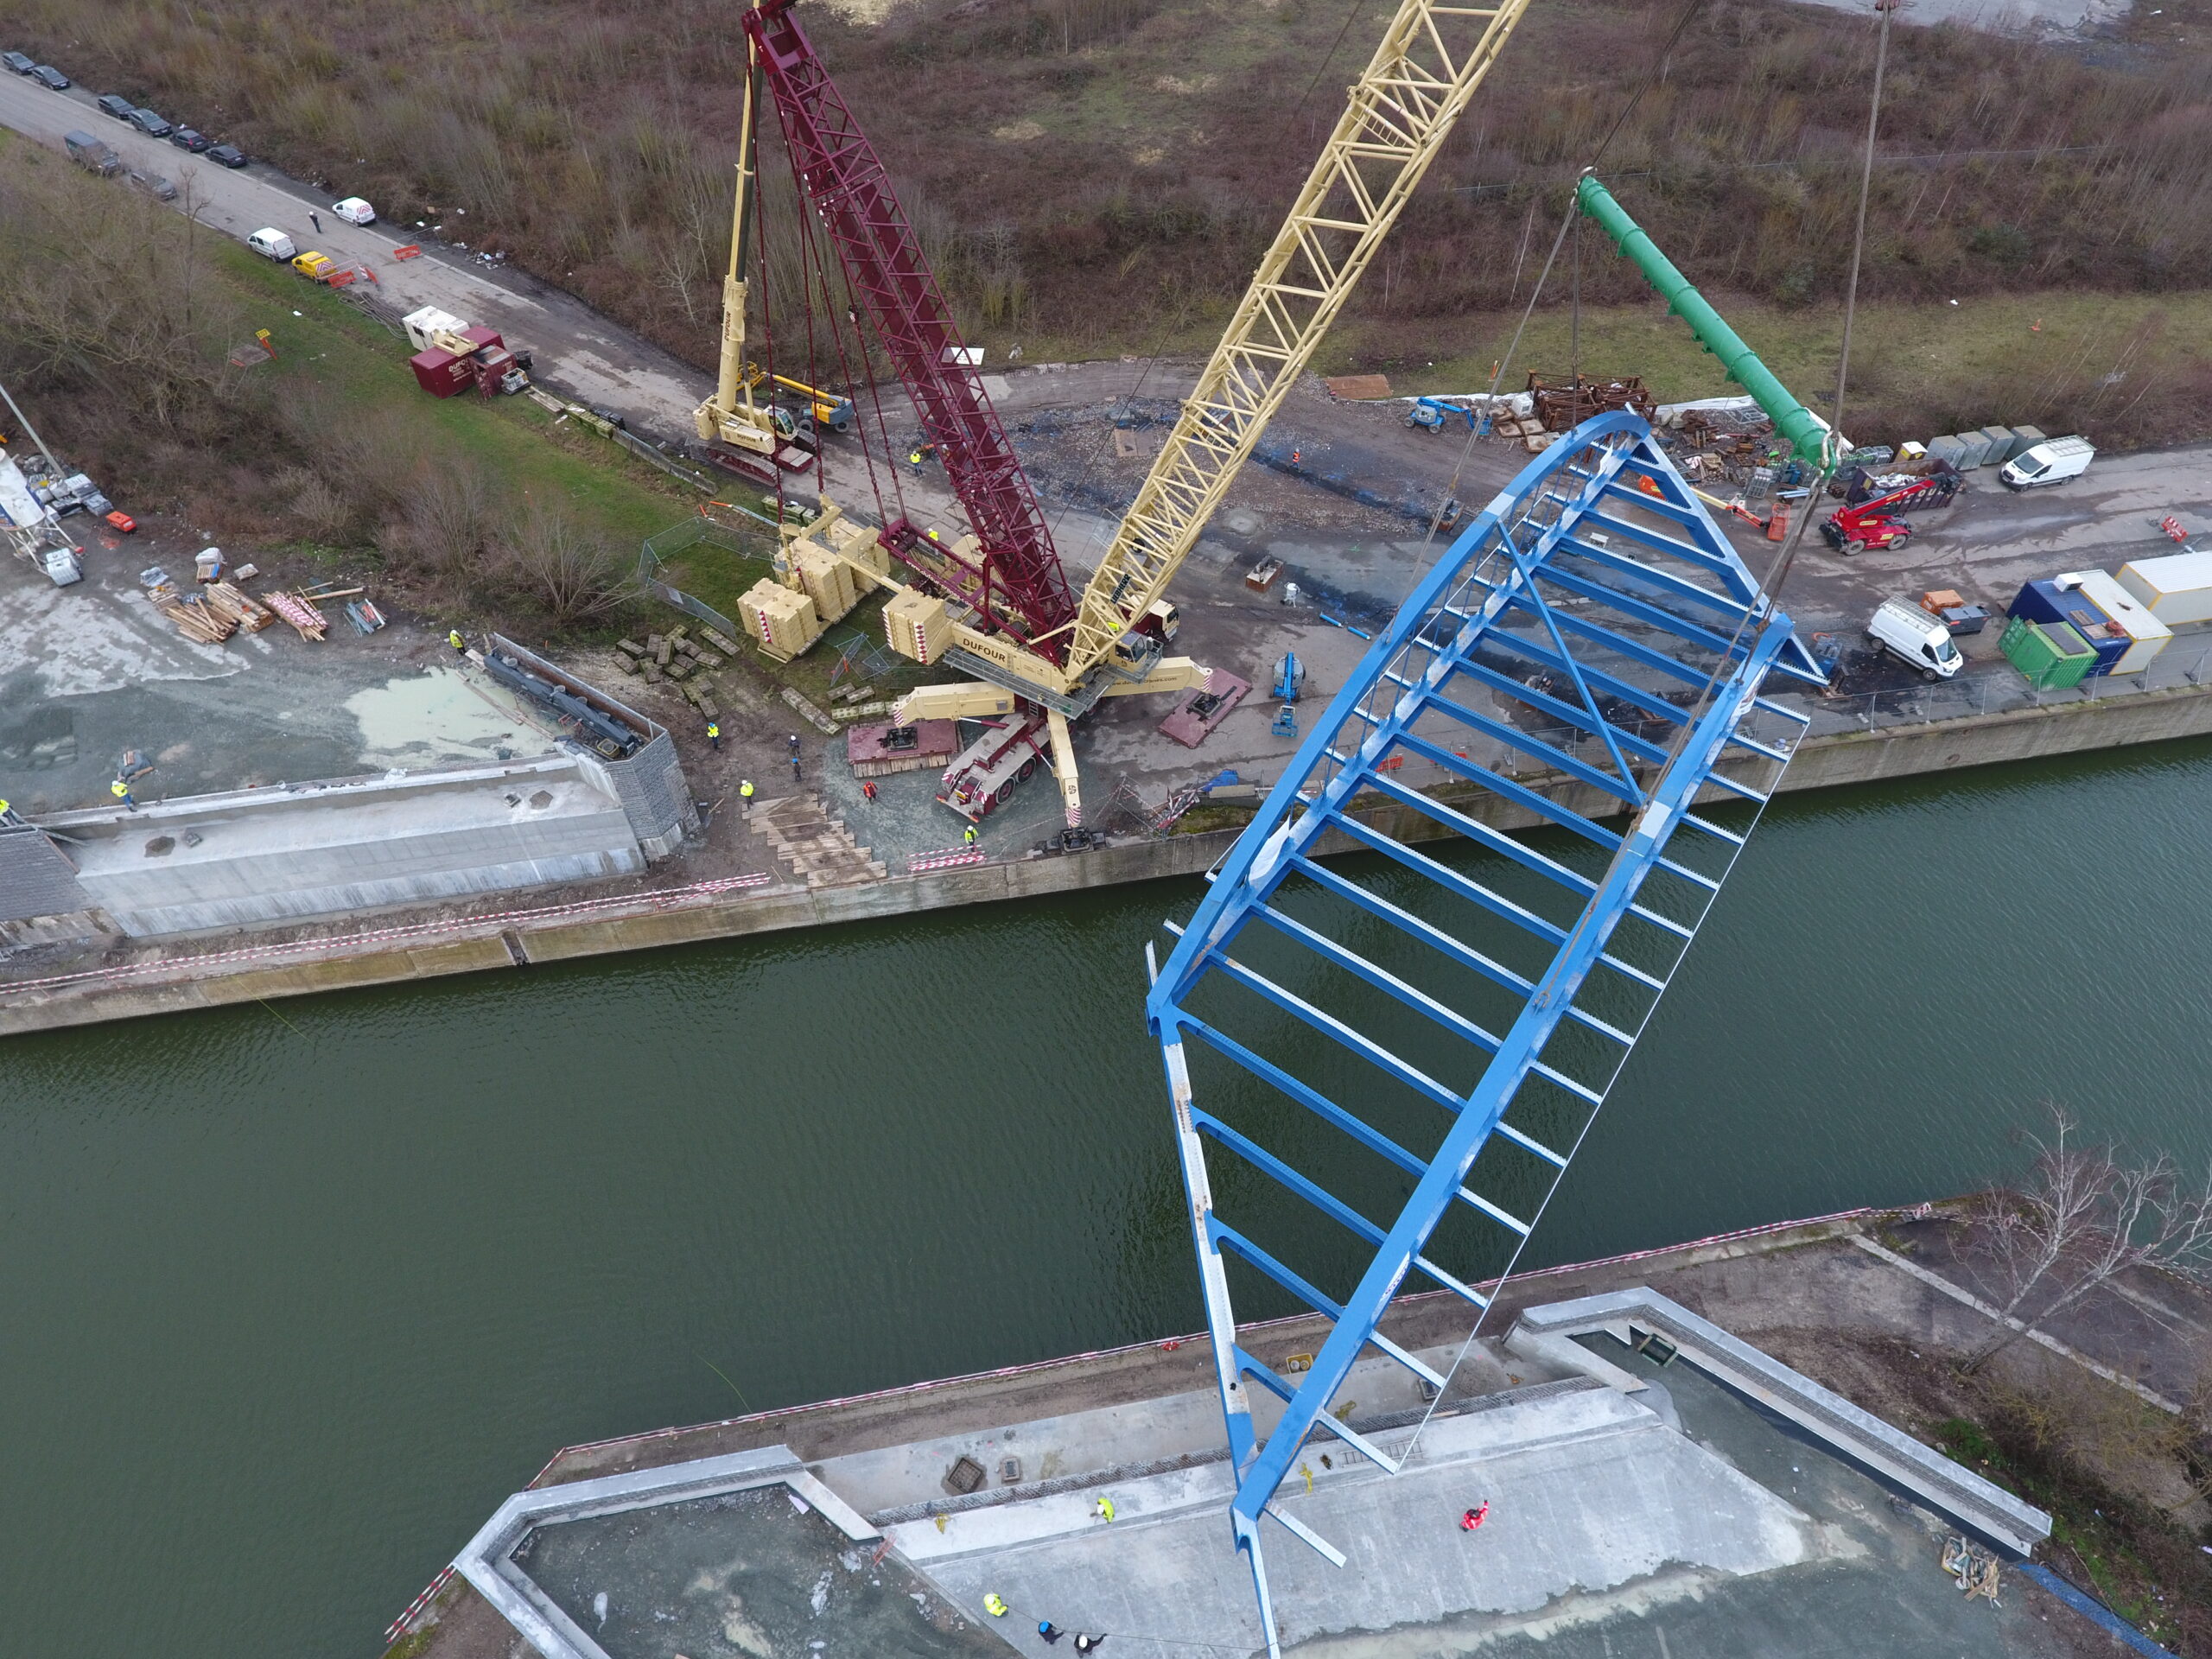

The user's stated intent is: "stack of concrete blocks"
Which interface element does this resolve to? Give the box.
[739,580,821,662]
[884,588,947,664]
[791,544,859,626]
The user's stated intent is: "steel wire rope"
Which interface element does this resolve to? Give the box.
[802,148,902,533]
[1365,0,1910,1484]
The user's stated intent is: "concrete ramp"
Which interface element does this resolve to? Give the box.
[905,1383,1813,1653]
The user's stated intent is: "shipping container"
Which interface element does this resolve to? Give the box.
[2002,424,2047,461]
[2006,579,2127,676]
[2115,551,2212,626]
[409,348,470,397]
[2059,569,2171,674]
[1952,431,1997,468]
[1999,615,2097,689]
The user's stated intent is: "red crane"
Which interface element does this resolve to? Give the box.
[741,0,1077,663]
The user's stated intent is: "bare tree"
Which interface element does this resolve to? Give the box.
[1961,1109,2212,1373]
[499,506,631,627]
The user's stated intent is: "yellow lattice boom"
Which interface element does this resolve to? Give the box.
[1061,0,1536,682]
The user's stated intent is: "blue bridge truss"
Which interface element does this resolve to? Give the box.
[1143,412,1825,1652]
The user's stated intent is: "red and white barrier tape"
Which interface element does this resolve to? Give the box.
[537,1205,1915,1466]
[4,872,773,999]
[385,1564,456,1645]
[907,848,987,874]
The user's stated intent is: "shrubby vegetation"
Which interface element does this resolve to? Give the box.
[17,0,2212,366]
[0,146,634,630]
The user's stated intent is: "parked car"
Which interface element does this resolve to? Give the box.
[169,126,209,152]
[63,130,121,177]
[290,250,336,281]
[246,226,296,260]
[331,195,376,226]
[2,51,37,74]
[127,107,172,138]
[1866,599,1964,682]
[96,92,136,120]
[206,143,245,168]
[126,168,177,202]
[29,64,68,90]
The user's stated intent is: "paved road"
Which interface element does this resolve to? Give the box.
[0,69,708,435]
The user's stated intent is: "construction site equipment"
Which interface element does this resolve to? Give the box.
[1575,176,1840,467]
[1833,461,1961,509]
[1524,372,1656,432]
[1269,702,1297,738]
[1271,652,1305,704]
[1821,481,1929,552]
[407,315,528,398]
[1999,614,2095,690]
[1408,397,1475,432]
[482,648,643,757]
[0,445,86,586]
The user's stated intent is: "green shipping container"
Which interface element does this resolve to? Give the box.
[2000,613,2095,689]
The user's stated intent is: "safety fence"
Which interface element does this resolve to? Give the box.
[610,426,722,494]
[2,872,774,1001]
[637,518,747,639]
[1796,637,2212,736]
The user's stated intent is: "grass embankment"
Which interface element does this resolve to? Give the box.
[1322,289,2212,450]
[213,245,696,550]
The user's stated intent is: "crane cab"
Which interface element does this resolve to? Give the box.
[1112,600,1180,666]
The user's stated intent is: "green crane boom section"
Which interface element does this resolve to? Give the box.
[1575,174,1836,467]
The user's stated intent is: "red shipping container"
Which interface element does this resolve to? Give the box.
[410,347,470,397]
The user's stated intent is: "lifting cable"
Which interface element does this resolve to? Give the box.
[1386,0,1891,1481]
[1407,0,1714,586]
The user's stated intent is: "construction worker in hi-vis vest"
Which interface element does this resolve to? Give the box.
[983,1594,1008,1618]
[740,779,754,800]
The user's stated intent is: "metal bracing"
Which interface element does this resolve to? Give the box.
[1060,0,1535,683]
[1144,414,1823,1656]
[742,0,1077,656]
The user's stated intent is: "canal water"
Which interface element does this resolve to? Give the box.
[6,739,2210,1657]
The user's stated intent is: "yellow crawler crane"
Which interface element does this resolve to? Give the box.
[691,41,801,474]
[878,0,1540,822]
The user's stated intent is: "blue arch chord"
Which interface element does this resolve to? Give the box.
[1142,412,1825,1656]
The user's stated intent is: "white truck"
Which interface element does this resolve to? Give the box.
[1999,435,2094,490]
[1866,598,1964,680]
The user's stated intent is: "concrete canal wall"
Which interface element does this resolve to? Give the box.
[7,680,2212,1036]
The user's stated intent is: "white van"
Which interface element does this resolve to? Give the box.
[1999,435,2094,490]
[331,196,375,226]
[247,226,296,261]
[1866,598,1964,680]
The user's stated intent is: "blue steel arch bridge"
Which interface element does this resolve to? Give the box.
[1143,410,1826,1653]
